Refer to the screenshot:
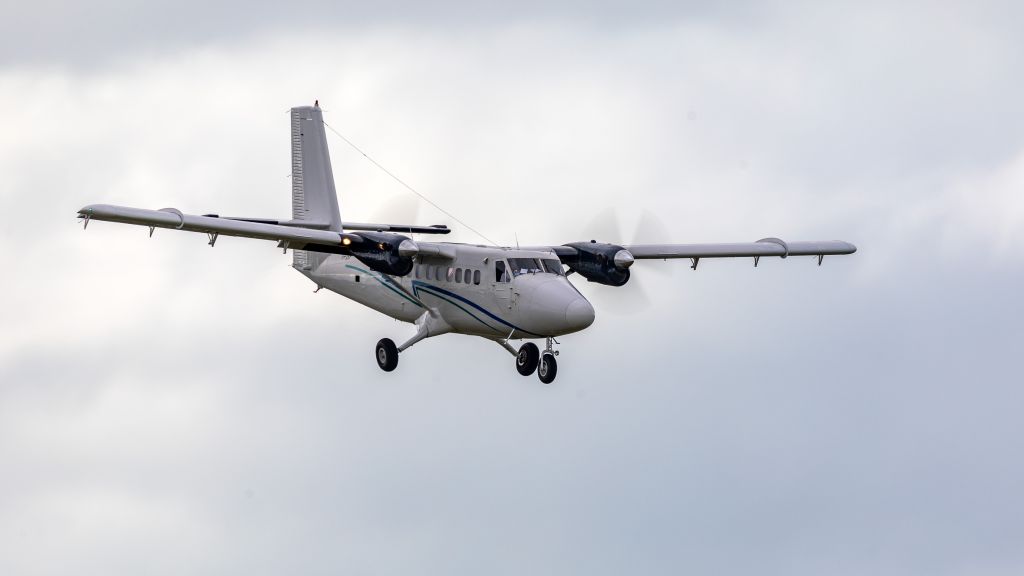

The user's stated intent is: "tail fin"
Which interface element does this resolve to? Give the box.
[290,103,342,270]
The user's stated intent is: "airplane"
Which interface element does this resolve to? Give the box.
[78,103,856,384]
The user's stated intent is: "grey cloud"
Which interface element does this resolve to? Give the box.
[3,0,753,67]
[3,8,1024,576]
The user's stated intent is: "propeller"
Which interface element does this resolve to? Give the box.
[574,208,674,315]
[370,194,422,234]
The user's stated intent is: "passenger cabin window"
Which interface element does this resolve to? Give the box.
[508,258,544,277]
[495,260,510,283]
[473,270,481,285]
[542,259,565,276]
[455,268,463,283]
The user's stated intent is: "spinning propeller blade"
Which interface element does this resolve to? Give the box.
[577,208,672,315]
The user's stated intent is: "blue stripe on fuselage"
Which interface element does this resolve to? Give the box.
[344,264,423,308]
[412,281,542,337]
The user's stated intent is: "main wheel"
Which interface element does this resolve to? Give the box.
[537,353,557,384]
[375,338,399,372]
[516,342,540,376]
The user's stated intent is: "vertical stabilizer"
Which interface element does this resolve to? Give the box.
[290,103,342,269]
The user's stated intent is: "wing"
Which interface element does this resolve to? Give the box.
[79,204,358,249]
[530,237,856,286]
[77,204,456,272]
[624,238,857,266]
[79,203,449,243]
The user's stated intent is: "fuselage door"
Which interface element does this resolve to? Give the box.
[493,259,512,309]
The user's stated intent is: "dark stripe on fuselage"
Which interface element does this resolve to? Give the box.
[344,264,423,308]
[411,284,499,332]
[412,281,542,337]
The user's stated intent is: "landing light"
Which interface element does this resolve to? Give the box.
[342,237,352,246]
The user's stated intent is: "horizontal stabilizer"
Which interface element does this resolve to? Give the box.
[341,221,450,235]
[201,215,450,235]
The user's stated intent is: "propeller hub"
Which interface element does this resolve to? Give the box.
[398,239,420,257]
[613,249,635,269]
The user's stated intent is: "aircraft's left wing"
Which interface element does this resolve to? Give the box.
[624,238,857,266]
[533,237,855,286]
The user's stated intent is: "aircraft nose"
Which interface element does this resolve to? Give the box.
[564,297,595,332]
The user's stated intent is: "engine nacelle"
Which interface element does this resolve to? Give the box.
[562,241,632,286]
[348,231,415,276]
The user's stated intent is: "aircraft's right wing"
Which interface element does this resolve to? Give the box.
[77,203,457,270]
[78,204,358,250]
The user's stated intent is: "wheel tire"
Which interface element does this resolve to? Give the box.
[516,342,540,376]
[537,353,558,384]
[375,338,399,372]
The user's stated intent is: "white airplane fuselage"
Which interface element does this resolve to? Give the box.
[300,245,596,340]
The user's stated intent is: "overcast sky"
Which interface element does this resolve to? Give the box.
[2,1,1023,574]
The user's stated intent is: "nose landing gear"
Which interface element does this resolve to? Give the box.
[537,337,558,384]
[537,352,557,384]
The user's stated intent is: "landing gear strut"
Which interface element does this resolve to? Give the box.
[374,310,453,373]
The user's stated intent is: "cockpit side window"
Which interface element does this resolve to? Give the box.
[495,260,510,283]
[542,259,565,276]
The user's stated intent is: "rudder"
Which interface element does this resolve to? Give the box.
[290,103,342,270]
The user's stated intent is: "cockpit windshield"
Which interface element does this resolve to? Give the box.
[504,257,566,277]
[542,259,565,276]
[508,258,544,277]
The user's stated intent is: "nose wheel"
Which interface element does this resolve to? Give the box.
[537,337,559,384]
[537,353,557,384]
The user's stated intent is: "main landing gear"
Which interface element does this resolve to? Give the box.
[509,338,559,384]
[374,327,561,384]
[516,342,539,376]
[376,338,399,372]
[374,310,452,374]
